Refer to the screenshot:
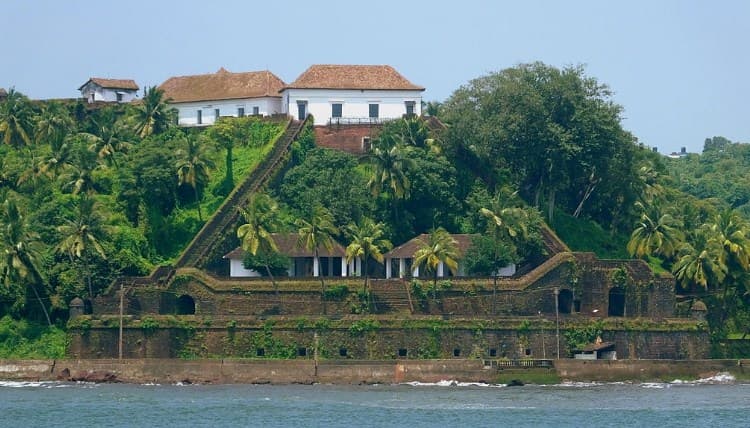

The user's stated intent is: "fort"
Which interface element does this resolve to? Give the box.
[67,116,707,364]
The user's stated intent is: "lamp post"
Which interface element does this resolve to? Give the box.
[553,287,560,359]
[119,282,124,360]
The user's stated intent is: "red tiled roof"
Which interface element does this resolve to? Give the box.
[159,68,285,103]
[384,234,477,259]
[79,78,139,91]
[224,233,346,259]
[284,65,424,91]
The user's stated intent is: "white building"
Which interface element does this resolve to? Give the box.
[159,68,285,127]
[78,78,139,103]
[280,65,424,126]
[383,234,516,279]
[223,233,361,278]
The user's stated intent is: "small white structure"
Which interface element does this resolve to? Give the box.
[383,234,516,279]
[573,338,617,360]
[159,68,285,127]
[281,65,424,126]
[78,78,139,103]
[223,233,359,278]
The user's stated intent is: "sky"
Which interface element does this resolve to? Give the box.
[2,0,748,154]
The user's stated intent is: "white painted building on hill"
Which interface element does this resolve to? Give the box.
[159,68,285,126]
[78,78,139,103]
[280,65,424,126]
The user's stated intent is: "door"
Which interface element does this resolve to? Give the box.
[297,101,307,120]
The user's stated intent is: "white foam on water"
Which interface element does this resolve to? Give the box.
[0,380,81,388]
[401,380,505,388]
[671,372,736,385]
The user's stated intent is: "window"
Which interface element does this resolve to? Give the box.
[362,137,371,152]
[369,103,379,118]
[238,107,245,117]
[214,108,220,121]
[116,93,123,102]
[405,101,415,116]
[331,103,342,118]
[253,106,259,115]
[398,348,407,357]
[197,110,202,125]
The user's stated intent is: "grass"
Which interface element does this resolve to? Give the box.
[0,316,68,359]
[495,369,561,385]
[552,211,630,259]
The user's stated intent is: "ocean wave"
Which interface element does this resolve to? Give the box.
[0,380,83,388]
[401,380,505,388]
[670,372,736,385]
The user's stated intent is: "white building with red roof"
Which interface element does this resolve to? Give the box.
[78,78,139,103]
[280,65,424,126]
[159,68,286,126]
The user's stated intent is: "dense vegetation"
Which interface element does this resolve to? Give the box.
[2,62,750,355]
[0,88,284,328]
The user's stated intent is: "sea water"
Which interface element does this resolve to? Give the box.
[1,374,749,427]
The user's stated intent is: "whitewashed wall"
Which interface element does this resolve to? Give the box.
[280,89,423,125]
[80,83,137,103]
[228,258,262,277]
[173,97,282,127]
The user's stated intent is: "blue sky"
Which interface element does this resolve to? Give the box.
[2,0,748,154]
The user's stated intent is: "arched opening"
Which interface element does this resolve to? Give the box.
[83,299,93,315]
[176,295,196,315]
[608,287,625,317]
[558,289,573,314]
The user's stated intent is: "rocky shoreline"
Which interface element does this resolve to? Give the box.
[1,358,748,385]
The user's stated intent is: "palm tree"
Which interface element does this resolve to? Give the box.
[296,205,339,314]
[366,143,413,200]
[133,86,176,139]
[34,101,73,147]
[175,135,215,221]
[413,228,460,294]
[238,194,282,294]
[0,198,51,325]
[345,218,392,312]
[627,202,683,259]
[56,195,107,298]
[82,110,133,167]
[40,135,75,179]
[672,228,726,292]
[0,88,34,148]
[707,209,750,322]
[60,145,100,196]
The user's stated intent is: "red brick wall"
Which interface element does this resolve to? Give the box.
[314,125,382,154]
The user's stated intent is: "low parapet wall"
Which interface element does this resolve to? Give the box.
[1,359,747,385]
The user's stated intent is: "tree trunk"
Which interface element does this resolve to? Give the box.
[265,263,278,298]
[492,275,498,316]
[547,187,556,223]
[316,251,327,315]
[195,186,203,221]
[573,181,597,218]
[29,283,51,326]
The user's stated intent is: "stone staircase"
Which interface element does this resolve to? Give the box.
[370,280,413,314]
[175,117,308,269]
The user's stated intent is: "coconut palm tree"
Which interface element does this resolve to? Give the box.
[133,86,176,139]
[238,194,282,294]
[413,228,460,293]
[345,218,391,312]
[175,135,215,221]
[82,110,133,167]
[0,198,51,325]
[34,101,73,147]
[296,205,339,314]
[366,143,414,200]
[56,195,107,298]
[0,88,34,148]
[627,202,683,259]
[672,228,726,292]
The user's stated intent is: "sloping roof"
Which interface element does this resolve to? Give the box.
[579,341,615,352]
[79,78,139,91]
[224,233,346,259]
[284,65,424,91]
[0,88,7,98]
[159,68,285,103]
[384,234,477,259]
